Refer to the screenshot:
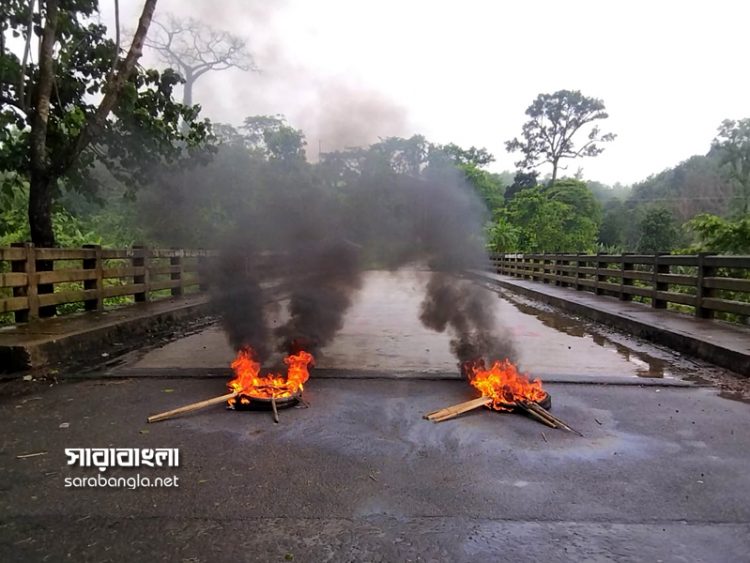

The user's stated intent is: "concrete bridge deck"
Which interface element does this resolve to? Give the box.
[473,270,750,377]
[1,271,749,561]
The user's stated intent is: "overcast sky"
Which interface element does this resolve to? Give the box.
[107,0,749,185]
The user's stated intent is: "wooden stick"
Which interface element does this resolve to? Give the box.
[16,451,47,459]
[147,392,239,423]
[527,402,582,436]
[516,402,557,429]
[425,397,492,422]
[518,401,558,426]
[425,397,491,420]
[271,396,279,424]
[522,401,583,436]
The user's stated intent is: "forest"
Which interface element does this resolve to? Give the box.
[1,1,749,257]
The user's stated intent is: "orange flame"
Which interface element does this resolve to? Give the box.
[463,358,547,411]
[227,346,315,406]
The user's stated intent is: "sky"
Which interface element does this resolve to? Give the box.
[104,0,749,185]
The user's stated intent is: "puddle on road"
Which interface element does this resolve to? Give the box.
[497,291,674,379]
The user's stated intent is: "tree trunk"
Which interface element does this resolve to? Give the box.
[182,71,193,107]
[67,0,158,168]
[28,173,56,316]
[28,173,55,247]
[550,159,558,185]
[28,0,59,247]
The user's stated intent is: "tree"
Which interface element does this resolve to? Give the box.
[435,143,494,167]
[504,170,539,202]
[598,199,628,249]
[144,14,256,107]
[486,218,519,252]
[504,185,599,252]
[636,206,678,253]
[628,154,733,222]
[712,118,750,215]
[547,179,602,223]
[240,115,306,163]
[506,89,616,184]
[0,0,212,246]
[684,213,750,254]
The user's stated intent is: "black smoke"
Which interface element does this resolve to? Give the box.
[208,151,515,368]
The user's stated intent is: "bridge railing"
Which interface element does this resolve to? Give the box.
[0,244,214,323]
[489,253,750,322]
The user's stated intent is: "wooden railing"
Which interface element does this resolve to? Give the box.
[489,253,750,321]
[0,244,213,323]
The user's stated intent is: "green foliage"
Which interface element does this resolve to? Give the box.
[0,180,127,247]
[501,181,601,252]
[636,206,679,253]
[0,174,29,246]
[458,164,505,216]
[627,154,732,222]
[684,213,750,254]
[506,90,616,183]
[504,170,539,202]
[547,179,602,223]
[240,115,306,163]
[0,0,214,244]
[598,199,627,250]
[486,218,519,253]
[711,118,750,215]
[436,143,495,167]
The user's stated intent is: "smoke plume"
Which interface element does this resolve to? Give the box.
[206,155,515,369]
[139,0,515,368]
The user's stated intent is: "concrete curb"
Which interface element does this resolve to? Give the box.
[473,272,750,377]
[0,295,213,375]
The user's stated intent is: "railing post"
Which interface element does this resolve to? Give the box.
[574,253,583,291]
[559,254,569,287]
[553,254,560,286]
[82,244,103,311]
[171,249,184,297]
[35,246,55,318]
[652,253,669,309]
[620,253,633,301]
[595,253,605,295]
[10,242,37,322]
[695,253,716,319]
[133,244,150,302]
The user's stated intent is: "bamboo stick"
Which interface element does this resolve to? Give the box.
[518,401,559,426]
[147,391,239,423]
[424,397,492,422]
[521,401,583,436]
[516,402,557,429]
[526,402,581,435]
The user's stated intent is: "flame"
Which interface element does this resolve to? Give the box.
[463,358,547,411]
[227,346,315,406]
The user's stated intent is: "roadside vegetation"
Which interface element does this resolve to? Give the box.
[1,2,748,257]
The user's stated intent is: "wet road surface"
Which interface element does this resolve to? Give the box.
[1,270,749,562]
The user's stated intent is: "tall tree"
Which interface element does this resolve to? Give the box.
[506,89,616,184]
[0,0,212,246]
[144,14,256,107]
[711,118,750,215]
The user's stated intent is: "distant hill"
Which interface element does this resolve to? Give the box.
[626,152,734,222]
